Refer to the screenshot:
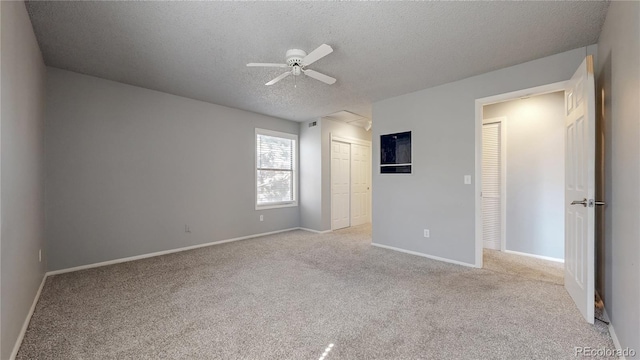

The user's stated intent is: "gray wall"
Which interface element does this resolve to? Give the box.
[299,120,322,230]
[45,68,300,271]
[320,119,372,231]
[484,92,565,259]
[596,1,640,356]
[1,2,47,358]
[372,47,590,265]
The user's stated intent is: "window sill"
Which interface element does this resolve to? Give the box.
[255,202,298,210]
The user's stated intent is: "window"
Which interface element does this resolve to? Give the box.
[255,129,298,209]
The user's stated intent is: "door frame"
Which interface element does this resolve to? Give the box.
[474,81,568,268]
[330,134,372,230]
[481,117,507,252]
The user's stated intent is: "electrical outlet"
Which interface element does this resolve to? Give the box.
[424,229,430,238]
[464,175,472,185]
[260,215,264,222]
[39,249,42,262]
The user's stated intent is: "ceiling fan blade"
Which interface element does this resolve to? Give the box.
[265,71,291,86]
[303,69,336,85]
[247,63,288,68]
[302,44,333,66]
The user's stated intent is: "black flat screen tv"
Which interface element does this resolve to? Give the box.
[380,131,411,174]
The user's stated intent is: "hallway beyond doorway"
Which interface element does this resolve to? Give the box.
[483,248,563,285]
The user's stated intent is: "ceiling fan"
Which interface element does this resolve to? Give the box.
[247,44,336,86]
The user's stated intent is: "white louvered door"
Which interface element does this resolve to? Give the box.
[482,122,503,250]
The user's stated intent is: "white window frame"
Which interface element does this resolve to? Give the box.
[255,128,298,210]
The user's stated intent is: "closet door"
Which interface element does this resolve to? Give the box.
[482,122,503,250]
[331,141,351,230]
[350,144,370,226]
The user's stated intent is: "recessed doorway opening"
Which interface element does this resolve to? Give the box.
[482,91,566,261]
[475,56,599,324]
[481,90,566,289]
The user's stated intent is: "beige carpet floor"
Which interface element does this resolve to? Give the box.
[18,225,616,359]
[483,248,564,285]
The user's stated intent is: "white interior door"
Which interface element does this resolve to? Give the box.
[331,141,351,230]
[564,56,595,324]
[350,144,370,226]
[482,122,503,250]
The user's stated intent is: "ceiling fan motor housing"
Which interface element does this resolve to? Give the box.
[286,49,307,66]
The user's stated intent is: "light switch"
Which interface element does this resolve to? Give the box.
[464,175,472,185]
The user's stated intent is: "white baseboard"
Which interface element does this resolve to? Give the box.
[10,274,47,360]
[298,227,332,234]
[47,227,300,276]
[371,243,476,268]
[602,307,627,360]
[503,249,564,263]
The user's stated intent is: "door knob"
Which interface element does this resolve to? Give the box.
[571,198,588,207]
[588,199,606,207]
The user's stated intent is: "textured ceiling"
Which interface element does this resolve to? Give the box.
[25,1,609,122]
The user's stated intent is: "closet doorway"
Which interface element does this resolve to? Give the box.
[331,136,372,230]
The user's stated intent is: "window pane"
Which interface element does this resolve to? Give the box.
[257,134,293,170]
[257,170,292,204]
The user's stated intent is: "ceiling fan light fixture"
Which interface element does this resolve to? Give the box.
[247,44,336,86]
